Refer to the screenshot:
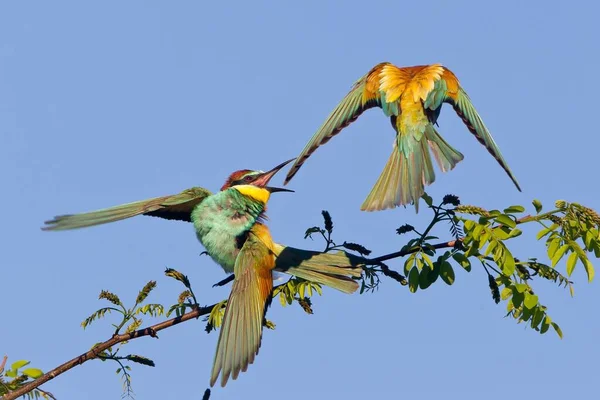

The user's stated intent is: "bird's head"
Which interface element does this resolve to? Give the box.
[221,158,296,201]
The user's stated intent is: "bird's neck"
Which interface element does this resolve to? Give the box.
[232,185,270,206]
[196,187,268,233]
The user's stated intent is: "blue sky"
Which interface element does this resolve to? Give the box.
[1,1,598,399]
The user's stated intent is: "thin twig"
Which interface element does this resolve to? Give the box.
[36,387,57,400]
[370,240,459,263]
[1,304,216,400]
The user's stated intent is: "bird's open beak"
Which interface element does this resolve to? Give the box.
[255,158,296,193]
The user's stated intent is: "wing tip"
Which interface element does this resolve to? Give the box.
[513,179,523,192]
[41,215,74,231]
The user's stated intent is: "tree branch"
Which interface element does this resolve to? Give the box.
[2,304,217,400]
[370,240,460,263]
[5,239,459,400]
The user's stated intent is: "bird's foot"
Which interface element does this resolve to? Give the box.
[212,275,234,287]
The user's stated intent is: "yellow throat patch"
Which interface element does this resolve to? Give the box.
[234,185,271,205]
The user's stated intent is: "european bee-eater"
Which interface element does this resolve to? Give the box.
[284,63,521,211]
[43,158,364,387]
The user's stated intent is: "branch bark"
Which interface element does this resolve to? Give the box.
[3,240,458,400]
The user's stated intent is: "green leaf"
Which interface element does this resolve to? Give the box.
[463,219,476,232]
[506,299,514,312]
[566,252,578,276]
[531,307,544,328]
[428,261,440,284]
[581,256,595,283]
[22,368,43,379]
[500,287,512,300]
[495,214,516,228]
[472,224,484,240]
[452,253,471,272]
[479,230,491,249]
[488,209,502,217]
[520,305,533,322]
[514,283,527,293]
[584,229,596,249]
[546,236,561,259]
[532,199,543,214]
[312,282,322,296]
[501,248,516,276]
[507,228,522,239]
[10,360,29,371]
[511,291,524,308]
[504,205,525,214]
[537,224,558,240]
[540,315,551,334]
[440,262,455,285]
[419,265,433,290]
[593,241,600,258]
[408,267,419,293]
[484,240,498,257]
[421,253,434,270]
[279,292,287,307]
[551,244,569,268]
[524,293,539,309]
[551,322,563,339]
[492,226,512,240]
[5,369,17,378]
[404,253,416,276]
[416,256,424,271]
[422,192,433,206]
[304,227,323,239]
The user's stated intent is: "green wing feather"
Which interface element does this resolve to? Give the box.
[449,88,522,191]
[424,78,448,112]
[42,187,212,231]
[284,74,381,184]
[210,234,273,387]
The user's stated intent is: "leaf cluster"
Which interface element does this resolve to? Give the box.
[0,357,50,399]
[14,195,598,399]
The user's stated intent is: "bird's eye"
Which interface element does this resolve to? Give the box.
[244,175,254,182]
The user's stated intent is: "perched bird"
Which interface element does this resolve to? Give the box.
[43,158,364,387]
[284,63,521,211]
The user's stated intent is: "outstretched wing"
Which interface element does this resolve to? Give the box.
[42,187,212,231]
[210,224,275,387]
[284,62,389,184]
[425,67,521,191]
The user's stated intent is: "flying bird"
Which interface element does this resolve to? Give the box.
[43,158,364,387]
[284,63,521,211]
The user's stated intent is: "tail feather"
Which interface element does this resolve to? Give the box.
[361,124,467,212]
[361,143,402,211]
[361,134,436,212]
[272,244,364,294]
[425,125,464,172]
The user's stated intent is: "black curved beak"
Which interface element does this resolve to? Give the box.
[255,158,296,193]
